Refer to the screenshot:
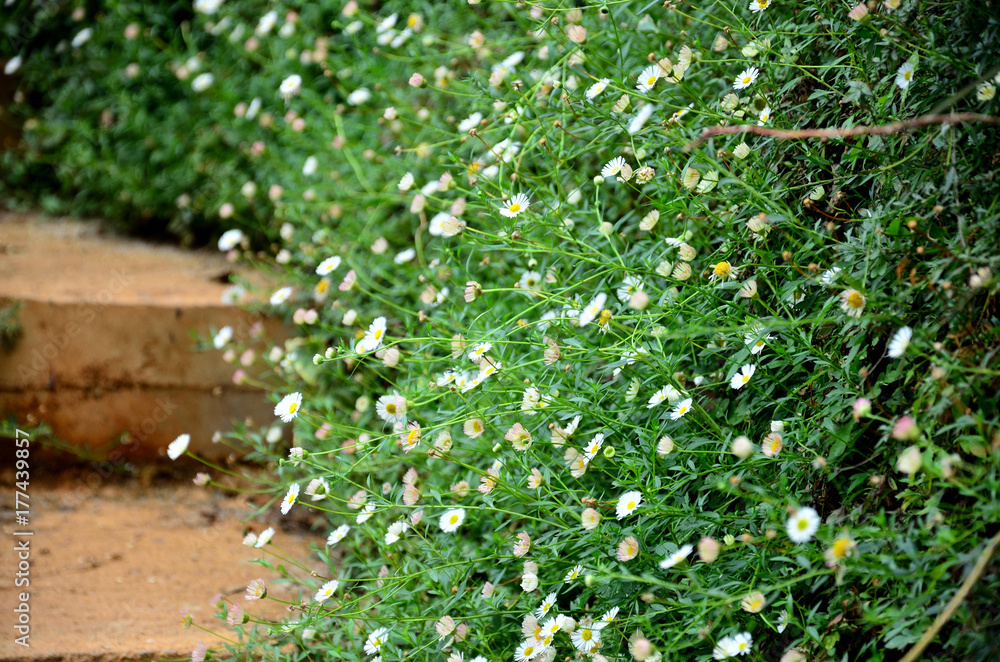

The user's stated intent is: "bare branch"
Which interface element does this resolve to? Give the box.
[684,113,1000,151]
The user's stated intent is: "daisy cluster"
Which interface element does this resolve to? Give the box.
[43,0,992,661]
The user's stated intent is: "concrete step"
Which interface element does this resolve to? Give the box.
[0,213,285,460]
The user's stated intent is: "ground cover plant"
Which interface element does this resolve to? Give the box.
[6,0,1000,661]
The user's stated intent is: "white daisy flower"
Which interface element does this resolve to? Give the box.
[564,565,583,581]
[72,28,93,48]
[499,193,530,218]
[274,392,303,422]
[357,502,376,524]
[887,326,912,358]
[659,543,693,569]
[270,286,293,305]
[515,641,545,662]
[636,64,661,92]
[458,111,483,133]
[733,66,760,90]
[819,266,842,285]
[213,326,233,349]
[347,87,371,106]
[744,330,773,355]
[217,228,244,251]
[316,256,341,275]
[670,397,693,420]
[468,342,493,363]
[586,78,610,99]
[167,434,190,460]
[254,527,274,548]
[327,524,350,546]
[730,364,756,390]
[571,625,601,653]
[314,579,338,603]
[279,74,302,103]
[895,61,915,90]
[4,55,22,75]
[384,520,409,544]
[280,483,299,515]
[616,490,642,519]
[616,274,645,302]
[375,392,407,424]
[578,292,608,327]
[536,591,557,618]
[602,156,628,178]
[518,270,542,292]
[731,631,753,656]
[776,610,789,633]
[191,73,214,92]
[628,103,656,134]
[364,627,389,655]
[583,433,605,459]
[647,386,675,408]
[439,508,465,533]
[786,506,820,543]
[357,316,388,353]
[398,172,415,192]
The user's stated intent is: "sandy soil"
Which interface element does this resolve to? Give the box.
[0,469,327,661]
[0,212,268,306]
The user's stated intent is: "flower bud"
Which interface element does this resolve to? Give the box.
[698,536,720,563]
[896,445,922,475]
[731,435,754,458]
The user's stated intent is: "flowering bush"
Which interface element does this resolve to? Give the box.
[7,0,1000,661]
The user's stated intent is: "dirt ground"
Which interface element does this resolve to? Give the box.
[0,468,327,661]
[0,211,267,307]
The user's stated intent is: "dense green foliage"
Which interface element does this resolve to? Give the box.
[6,1,1000,661]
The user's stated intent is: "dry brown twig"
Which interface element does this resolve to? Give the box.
[897,529,1000,662]
[684,113,1000,151]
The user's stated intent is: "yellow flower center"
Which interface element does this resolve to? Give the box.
[797,519,809,530]
[317,280,329,293]
[386,403,397,414]
[832,537,853,559]
[582,630,592,641]
[848,291,864,308]
[714,261,732,277]
[904,70,912,80]
[647,76,656,85]
[742,76,752,85]
[374,328,383,339]
[289,402,298,413]
[524,647,534,656]
[407,429,419,443]
[627,500,636,510]
[679,405,689,414]
[450,515,459,524]
[509,203,521,213]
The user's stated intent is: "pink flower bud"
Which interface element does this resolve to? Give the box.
[698,536,720,563]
